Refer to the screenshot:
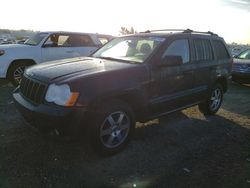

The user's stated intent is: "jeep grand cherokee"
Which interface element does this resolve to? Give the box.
[13,29,232,155]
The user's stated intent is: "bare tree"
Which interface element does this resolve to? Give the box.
[119,27,137,35]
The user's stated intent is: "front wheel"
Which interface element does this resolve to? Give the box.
[90,100,135,155]
[8,62,31,86]
[199,83,223,115]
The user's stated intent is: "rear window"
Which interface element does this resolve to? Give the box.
[212,40,230,60]
[194,39,213,61]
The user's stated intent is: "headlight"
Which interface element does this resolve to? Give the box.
[0,50,5,56]
[45,84,79,106]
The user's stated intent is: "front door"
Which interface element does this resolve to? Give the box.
[41,33,75,62]
[150,38,195,114]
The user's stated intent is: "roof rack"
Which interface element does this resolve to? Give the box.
[141,29,218,36]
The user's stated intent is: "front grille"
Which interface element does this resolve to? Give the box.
[20,75,47,104]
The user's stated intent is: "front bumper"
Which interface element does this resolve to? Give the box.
[0,57,12,78]
[13,89,87,135]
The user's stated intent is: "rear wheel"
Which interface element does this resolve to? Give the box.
[8,61,33,86]
[199,83,223,115]
[90,100,135,155]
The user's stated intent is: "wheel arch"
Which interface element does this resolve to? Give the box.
[7,59,37,78]
[89,91,146,120]
[216,76,228,93]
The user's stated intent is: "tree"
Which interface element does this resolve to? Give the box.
[119,27,137,35]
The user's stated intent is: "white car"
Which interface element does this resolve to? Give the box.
[0,31,112,85]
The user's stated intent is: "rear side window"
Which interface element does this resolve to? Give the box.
[162,39,190,64]
[69,34,96,47]
[212,40,230,60]
[43,34,96,47]
[194,39,213,61]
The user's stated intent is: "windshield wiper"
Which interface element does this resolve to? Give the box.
[98,56,118,61]
[96,56,139,64]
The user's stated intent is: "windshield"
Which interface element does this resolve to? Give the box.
[92,36,166,63]
[24,33,48,46]
[237,49,250,59]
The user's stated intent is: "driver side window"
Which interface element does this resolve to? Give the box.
[44,34,70,47]
[162,39,190,64]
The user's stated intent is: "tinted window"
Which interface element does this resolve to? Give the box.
[212,40,230,60]
[162,39,190,64]
[203,40,213,60]
[69,35,95,47]
[44,34,95,47]
[194,39,213,61]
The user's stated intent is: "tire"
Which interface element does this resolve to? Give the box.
[8,61,31,87]
[198,83,223,115]
[89,100,135,155]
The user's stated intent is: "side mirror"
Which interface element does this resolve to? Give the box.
[160,55,183,67]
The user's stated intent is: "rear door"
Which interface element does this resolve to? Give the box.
[192,38,214,101]
[68,34,98,57]
[150,38,195,114]
[211,39,231,86]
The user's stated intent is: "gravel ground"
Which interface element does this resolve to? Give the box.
[0,80,250,188]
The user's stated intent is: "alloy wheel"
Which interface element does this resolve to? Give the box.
[210,88,222,111]
[100,111,130,149]
[13,66,25,84]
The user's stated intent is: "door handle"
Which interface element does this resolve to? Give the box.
[66,50,74,53]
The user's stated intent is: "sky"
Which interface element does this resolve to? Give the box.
[1,0,250,44]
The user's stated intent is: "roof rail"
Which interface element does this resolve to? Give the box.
[183,29,218,36]
[141,29,187,33]
[141,29,218,36]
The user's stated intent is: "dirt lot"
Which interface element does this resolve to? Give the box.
[0,79,250,188]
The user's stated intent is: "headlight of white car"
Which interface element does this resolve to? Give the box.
[45,84,79,106]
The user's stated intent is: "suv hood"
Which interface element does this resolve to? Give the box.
[0,44,32,49]
[25,57,139,83]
